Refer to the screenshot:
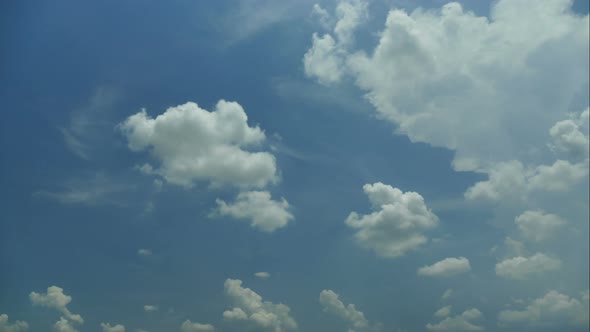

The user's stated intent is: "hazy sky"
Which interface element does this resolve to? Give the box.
[1,0,589,331]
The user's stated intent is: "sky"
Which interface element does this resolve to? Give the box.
[0,0,589,331]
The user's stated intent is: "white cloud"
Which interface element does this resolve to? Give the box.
[223,279,297,331]
[303,33,344,85]
[29,286,84,324]
[53,318,77,332]
[333,0,368,45]
[119,100,278,188]
[305,0,588,168]
[498,290,589,328]
[311,4,332,30]
[100,323,125,332]
[515,210,567,242]
[441,289,453,301]
[426,308,483,331]
[212,191,293,232]
[255,272,271,279]
[417,257,471,277]
[0,314,28,332]
[549,108,590,160]
[495,253,561,280]
[319,290,373,332]
[434,306,452,318]
[180,320,215,332]
[137,249,152,257]
[143,305,158,312]
[345,183,438,257]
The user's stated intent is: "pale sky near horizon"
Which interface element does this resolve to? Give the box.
[1,0,589,331]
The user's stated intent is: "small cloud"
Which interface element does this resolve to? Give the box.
[144,305,158,312]
[137,249,152,257]
[418,257,471,277]
[254,272,271,279]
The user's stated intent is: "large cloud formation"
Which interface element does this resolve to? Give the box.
[29,286,84,324]
[119,100,278,188]
[345,183,438,257]
[212,191,294,232]
[223,279,297,331]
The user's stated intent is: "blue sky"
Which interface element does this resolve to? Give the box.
[1,1,589,332]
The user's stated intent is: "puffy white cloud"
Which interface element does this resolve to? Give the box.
[311,4,332,30]
[549,108,589,160]
[345,183,438,257]
[29,286,84,324]
[223,279,297,331]
[119,100,278,188]
[417,257,471,277]
[53,318,77,332]
[333,0,368,45]
[305,0,588,168]
[434,306,452,318]
[100,323,125,332]
[495,253,561,280]
[143,305,158,312]
[0,314,28,332]
[498,290,589,328]
[212,191,294,232]
[319,290,372,332]
[426,308,483,331]
[180,320,215,332]
[255,272,271,279]
[515,210,567,242]
[303,33,344,85]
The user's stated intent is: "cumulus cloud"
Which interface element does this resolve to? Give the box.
[515,210,567,242]
[0,314,28,332]
[255,272,271,279]
[426,308,483,331]
[434,306,452,318]
[29,286,84,324]
[53,318,77,332]
[212,191,294,232]
[143,305,158,312]
[180,320,215,332]
[345,183,438,257]
[100,323,125,332]
[495,253,561,280]
[498,290,589,328]
[119,100,278,188]
[305,0,588,168]
[223,279,297,331]
[304,0,367,84]
[319,290,376,332]
[417,257,471,277]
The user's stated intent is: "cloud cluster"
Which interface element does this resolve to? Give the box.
[426,308,483,331]
[498,290,589,328]
[223,279,297,331]
[0,314,28,332]
[345,183,438,257]
[29,286,84,324]
[417,257,471,277]
[495,253,561,280]
[319,290,374,332]
[514,210,567,242]
[120,100,277,188]
[212,191,294,232]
